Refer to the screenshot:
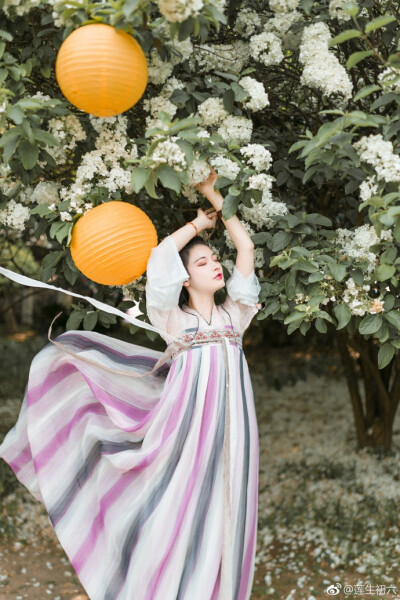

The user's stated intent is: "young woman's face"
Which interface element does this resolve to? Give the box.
[183,245,225,294]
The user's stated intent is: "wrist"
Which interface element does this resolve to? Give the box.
[191,216,204,232]
[204,190,223,210]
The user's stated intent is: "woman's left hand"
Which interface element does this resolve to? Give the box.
[195,166,218,196]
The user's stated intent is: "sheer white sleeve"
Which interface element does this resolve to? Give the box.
[221,265,262,335]
[145,235,189,336]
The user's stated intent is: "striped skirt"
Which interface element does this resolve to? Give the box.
[0,328,259,600]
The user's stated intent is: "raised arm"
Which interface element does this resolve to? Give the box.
[196,168,255,278]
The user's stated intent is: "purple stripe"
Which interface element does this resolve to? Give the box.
[27,363,78,407]
[33,402,106,472]
[77,374,154,422]
[70,358,184,572]
[238,481,258,599]
[9,445,33,475]
[57,332,162,367]
[147,345,219,596]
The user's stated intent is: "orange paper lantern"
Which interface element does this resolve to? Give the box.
[70,201,158,285]
[55,23,148,117]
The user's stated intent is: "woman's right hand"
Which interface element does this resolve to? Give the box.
[194,207,217,231]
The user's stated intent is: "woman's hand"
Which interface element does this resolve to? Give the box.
[195,166,218,197]
[195,207,217,231]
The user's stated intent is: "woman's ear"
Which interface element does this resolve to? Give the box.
[182,278,190,288]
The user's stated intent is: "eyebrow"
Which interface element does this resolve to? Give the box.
[193,253,217,264]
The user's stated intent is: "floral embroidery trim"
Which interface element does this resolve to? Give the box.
[167,327,243,360]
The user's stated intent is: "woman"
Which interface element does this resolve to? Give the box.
[0,168,262,600]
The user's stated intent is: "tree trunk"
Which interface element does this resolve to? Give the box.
[335,329,400,454]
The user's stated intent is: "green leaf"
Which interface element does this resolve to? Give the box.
[33,128,61,147]
[9,104,24,125]
[55,222,73,244]
[384,310,400,331]
[223,88,235,112]
[377,263,395,281]
[156,165,181,193]
[131,167,151,193]
[144,170,159,199]
[329,29,362,47]
[334,303,352,330]
[346,50,374,70]
[122,0,139,17]
[328,263,347,281]
[3,135,19,163]
[30,203,53,216]
[342,2,360,17]
[18,139,38,170]
[359,313,382,335]
[315,317,328,333]
[66,310,84,331]
[41,250,64,269]
[353,84,381,101]
[222,194,239,220]
[83,311,98,330]
[365,14,396,34]
[0,128,21,148]
[270,231,292,252]
[378,342,395,369]
[283,310,304,324]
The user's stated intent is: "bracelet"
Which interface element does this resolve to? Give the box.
[186,221,198,235]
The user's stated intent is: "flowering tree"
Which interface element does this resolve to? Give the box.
[0,0,400,451]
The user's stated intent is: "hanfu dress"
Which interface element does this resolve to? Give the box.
[0,234,262,600]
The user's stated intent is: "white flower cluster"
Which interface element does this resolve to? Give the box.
[264,10,304,50]
[182,152,217,204]
[197,97,228,126]
[378,67,400,94]
[148,28,193,85]
[240,144,272,171]
[358,176,378,202]
[31,181,61,206]
[341,278,384,317]
[299,22,353,101]
[328,0,352,22]
[209,155,241,180]
[269,0,300,12]
[336,224,393,274]
[157,0,204,23]
[46,115,87,165]
[233,7,261,37]
[143,95,178,130]
[151,137,187,171]
[58,115,138,212]
[217,115,253,144]
[2,0,42,16]
[239,187,289,230]
[354,134,400,183]
[238,77,269,112]
[247,173,273,191]
[188,40,251,73]
[221,258,235,274]
[0,200,30,231]
[48,0,75,27]
[249,31,284,67]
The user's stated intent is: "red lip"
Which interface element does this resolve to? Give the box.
[214,273,223,279]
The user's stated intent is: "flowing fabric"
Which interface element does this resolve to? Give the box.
[0,235,261,600]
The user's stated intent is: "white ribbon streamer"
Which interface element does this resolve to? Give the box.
[0,266,185,345]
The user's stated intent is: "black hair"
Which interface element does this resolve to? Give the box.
[178,235,209,309]
[178,235,237,347]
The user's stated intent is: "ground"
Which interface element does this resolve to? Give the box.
[0,334,399,600]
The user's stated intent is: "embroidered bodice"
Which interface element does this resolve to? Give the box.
[144,234,262,344]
